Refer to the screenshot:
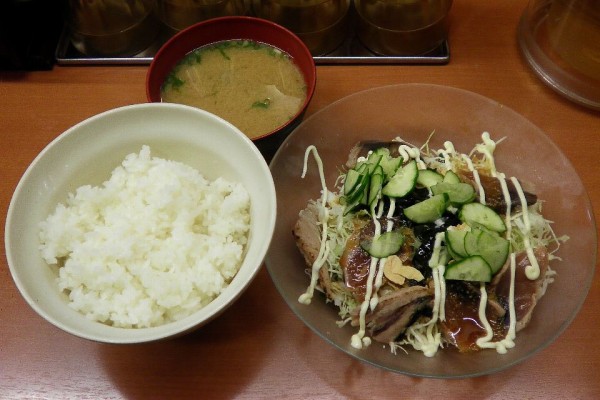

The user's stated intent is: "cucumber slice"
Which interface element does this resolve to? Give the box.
[360,230,405,258]
[344,173,369,204]
[344,168,362,196]
[444,255,492,282]
[368,147,390,162]
[476,230,510,273]
[417,169,443,188]
[343,195,362,215]
[380,156,402,178]
[366,148,403,178]
[431,182,476,204]
[445,242,461,261]
[464,228,483,256]
[443,170,461,184]
[355,162,369,174]
[445,229,468,258]
[365,154,383,174]
[403,193,449,224]
[456,227,509,274]
[368,166,384,209]
[360,181,370,205]
[344,163,368,198]
[343,172,369,213]
[381,160,418,198]
[459,202,507,233]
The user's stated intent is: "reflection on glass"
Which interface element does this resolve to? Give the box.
[546,0,600,80]
[355,0,452,55]
[252,0,351,56]
[518,0,600,109]
[156,0,247,32]
[68,0,158,56]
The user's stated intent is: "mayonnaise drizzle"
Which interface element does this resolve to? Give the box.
[399,144,426,169]
[395,231,446,357]
[439,141,455,170]
[298,146,331,305]
[352,194,402,348]
[399,260,445,357]
[371,199,397,310]
[429,232,447,322]
[475,132,498,176]
[351,199,384,349]
[462,154,485,204]
[475,253,517,353]
[469,134,532,353]
[351,254,378,349]
[511,176,540,280]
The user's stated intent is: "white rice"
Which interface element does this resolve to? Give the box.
[39,146,251,328]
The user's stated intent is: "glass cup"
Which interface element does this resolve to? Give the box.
[354,0,452,56]
[251,0,351,56]
[68,0,159,57]
[156,0,247,32]
[518,0,600,110]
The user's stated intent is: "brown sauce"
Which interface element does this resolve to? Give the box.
[441,282,508,352]
[339,217,415,302]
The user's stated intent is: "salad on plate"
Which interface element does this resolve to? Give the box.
[293,132,567,357]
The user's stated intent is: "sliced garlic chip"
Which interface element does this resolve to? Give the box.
[383,256,406,285]
[396,265,425,282]
[383,255,425,285]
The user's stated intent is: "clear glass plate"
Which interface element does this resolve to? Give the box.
[266,84,596,378]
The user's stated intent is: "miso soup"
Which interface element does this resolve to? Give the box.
[161,40,307,138]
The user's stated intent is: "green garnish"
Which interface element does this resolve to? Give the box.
[163,73,185,90]
[252,98,271,109]
[218,46,230,60]
[185,49,202,65]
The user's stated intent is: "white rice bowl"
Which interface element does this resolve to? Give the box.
[5,103,276,343]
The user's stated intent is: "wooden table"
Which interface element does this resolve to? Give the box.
[2,1,599,398]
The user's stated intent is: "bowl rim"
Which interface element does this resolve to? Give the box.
[146,15,317,141]
[5,102,277,344]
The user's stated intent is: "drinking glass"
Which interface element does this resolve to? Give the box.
[156,0,247,32]
[354,0,452,56]
[68,0,159,56]
[251,0,351,56]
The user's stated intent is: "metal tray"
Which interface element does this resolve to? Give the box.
[55,24,450,66]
